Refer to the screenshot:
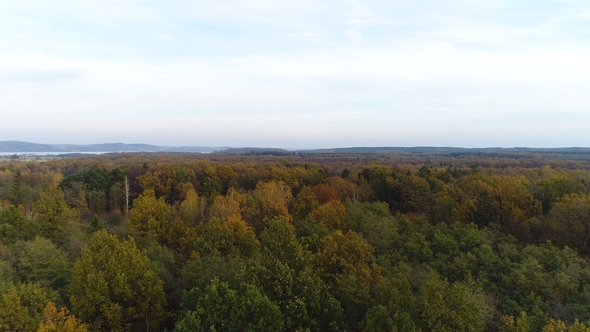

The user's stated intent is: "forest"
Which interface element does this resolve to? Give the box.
[2,150,590,331]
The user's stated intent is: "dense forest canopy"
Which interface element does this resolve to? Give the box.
[2,150,590,331]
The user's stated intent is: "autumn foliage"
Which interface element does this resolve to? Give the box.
[1,151,590,331]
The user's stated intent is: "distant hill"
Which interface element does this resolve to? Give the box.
[304,146,590,154]
[3,141,590,157]
[0,141,223,153]
[219,147,293,156]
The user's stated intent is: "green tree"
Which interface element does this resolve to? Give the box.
[547,193,590,255]
[419,272,487,332]
[126,189,172,241]
[69,230,165,332]
[316,230,382,327]
[0,286,35,331]
[290,186,319,221]
[8,237,72,298]
[175,278,283,332]
[0,283,60,331]
[0,205,40,244]
[9,170,25,206]
[33,186,76,239]
[362,276,419,332]
[240,217,344,332]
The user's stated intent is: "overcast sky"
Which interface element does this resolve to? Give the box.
[1,0,589,148]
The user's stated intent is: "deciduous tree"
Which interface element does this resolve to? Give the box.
[70,230,165,331]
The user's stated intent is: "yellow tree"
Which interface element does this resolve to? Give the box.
[208,188,245,221]
[137,163,177,200]
[126,189,172,240]
[37,302,87,332]
[178,187,202,224]
[311,200,348,230]
[243,181,293,233]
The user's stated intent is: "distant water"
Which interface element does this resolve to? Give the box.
[0,151,111,155]
[0,151,212,156]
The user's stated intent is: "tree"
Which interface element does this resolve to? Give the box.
[316,230,382,327]
[9,170,25,206]
[137,163,177,201]
[0,287,35,331]
[208,188,245,221]
[311,200,348,230]
[174,278,283,332]
[418,272,487,332]
[69,230,165,331]
[0,205,40,244]
[290,186,319,220]
[61,181,89,219]
[33,186,76,239]
[124,176,130,217]
[240,217,344,332]
[243,181,293,233]
[311,183,339,205]
[0,283,60,331]
[363,272,488,332]
[547,193,590,255]
[9,237,72,298]
[38,302,88,332]
[178,187,201,224]
[362,276,419,332]
[126,189,172,241]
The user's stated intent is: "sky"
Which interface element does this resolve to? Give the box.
[1,0,589,149]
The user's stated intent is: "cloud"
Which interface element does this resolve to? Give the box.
[152,33,174,41]
[345,29,362,42]
[0,69,81,83]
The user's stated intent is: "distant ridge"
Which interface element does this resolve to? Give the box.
[0,141,222,153]
[2,141,590,155]
[305,146,590,154]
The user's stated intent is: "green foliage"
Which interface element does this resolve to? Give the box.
[363,272,488,332]
[290,186,319,220]
[6,152,590,331]
[9,170,25,206]
[0,205,40,244]
[547,193,590,255]
[178,252,247,298]
[3,237,72,300]
[175,278,283,332]
[126,189,172,241]
[194,215,259,258]
[240,217,345,332]
[316,230,382,327]
[33,186,76,239]
[69,230,165,332]
[60,167,126,214]
[0,282,60,331]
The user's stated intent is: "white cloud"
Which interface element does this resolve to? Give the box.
[152,33,174,41]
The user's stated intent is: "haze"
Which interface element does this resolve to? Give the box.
[1,0,589,149]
